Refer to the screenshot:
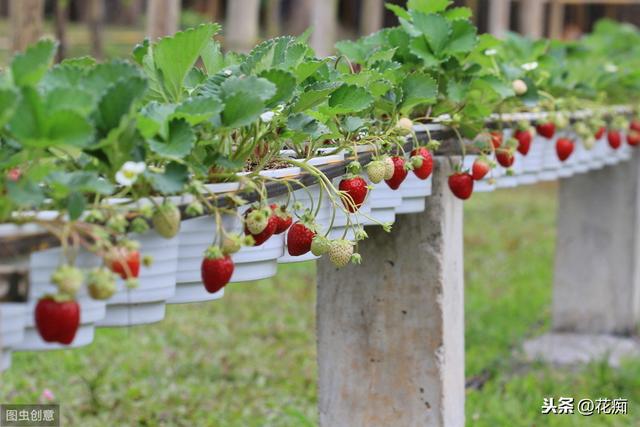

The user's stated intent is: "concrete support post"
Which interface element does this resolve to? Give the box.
[225,0,261,53]
[316,159,465,427]
[310,0,338,57]
[553,152,640,335]
[525,152,640,366]
[488,0,511,38]
[519,0,545,38]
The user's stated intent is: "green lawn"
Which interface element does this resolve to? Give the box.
[2,184,639,426]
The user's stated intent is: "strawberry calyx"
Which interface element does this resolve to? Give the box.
[204,245,225,260]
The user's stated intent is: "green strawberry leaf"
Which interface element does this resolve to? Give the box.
[67,192,86,220]
[400,72,438,113]
[201,39,226,75]
[11,39,57,87]
[409,37,441,68]
[292,82,339,113]
[137,102,176,139]
[173,96,223,125]
[6,179,44,207]
[407,0,452,14]
[385,3,411,21]
[152,23,220,101]
[8,87,46,143]
[259,69,297,107]
[221,92,265,128]
[147,118,195,159]
[411,12,452,55]
[95,76,147,136]
[146,161,189,194]
[328,84,374,114]
[444,7,472,21]
[221,75,276,102]
[45,87,95,115]
[46,110,94,147]
[0,88,19,128]
[447,20,478,54]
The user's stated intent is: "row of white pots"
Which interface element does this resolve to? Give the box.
[462,130,633,192]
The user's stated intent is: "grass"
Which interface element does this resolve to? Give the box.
[2,184,640,426]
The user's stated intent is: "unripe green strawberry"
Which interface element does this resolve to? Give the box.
[87,267,117,300]
[185,201,204,217]
[152,202,181,238]
[328,239,354,268]
[51,265,84,296]
[366,160,386,184]
[130,217,150,234]
[245,208,270,235]
[382,156,395,180]
[222,234,243,255]
[310,235,331,256]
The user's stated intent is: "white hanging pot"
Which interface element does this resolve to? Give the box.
[570,140,591,175]
[230,231,284,282]
[16,247,107,351]
[367,180,402,225]
[0,303,27,371]
[618,142,632,162]
[169,213,239,304]
[98,230,178,327]
[538,137,561,181]
[520,135,545,183]
[396,172,432,214]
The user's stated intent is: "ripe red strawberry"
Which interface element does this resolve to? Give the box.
[556,138,574,161]
[608,130,622,149]
[448,172,474,200]
[339,176,368,212]
[35,297,80,345]
[6,168,21,182]
[595,126,606,139]
[515,130,533,155]
[287,222,316,256]
[536,122,555,139]
[270,204,293,234]
[496,149,515,168]
[628,131,640,146]
[490,131,503,149]
[384,156,408,190]
[410,147,433,180]
[244,208,278,245]
[109,249,141,280]
[631,120,640,133]
[201,247,234,293]
[472,158,490,181]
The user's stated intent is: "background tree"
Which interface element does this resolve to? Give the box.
[9,0,44,52]
[147,0,182,40]
[225,0,260,52]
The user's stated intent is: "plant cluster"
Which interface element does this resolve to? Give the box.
[2,1,640,343]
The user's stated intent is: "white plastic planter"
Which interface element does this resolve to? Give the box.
[230,231,284,282]
[97,231,178,327]
[0,303,27,371]
[169,214,239,304]
[396,173,432,214]
[538,137,561,182]
[520,136,544,184]
[570,141,591,175]
[367,180,402,224]
[16,247,106,351]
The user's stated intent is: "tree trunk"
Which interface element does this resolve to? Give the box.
[287,0,311,35]
[147,0,181,40]
[360,0,383,35]
[311,0,338,57]
[121,0,143,26]
[265,0,282,38]
[9,0,44,53]
[488,0,511,38]
[54,0,69,62]
[225,0,260,53]
[87,0,105,60]
[519,0,544,38]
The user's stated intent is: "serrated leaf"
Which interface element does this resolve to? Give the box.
[132,38,150,65]
[407,0,452,14]
[95,76,147,135]
[45,87,95,115]
[6,179,44,207]
[46,110,94,147]
[385,3,411,20]
[447,20,477,54]
[11,39,57,87]
[84,61,142,95]
[287,113,330,140]
[0,88,19,128]
[146,162,189,194]
[335,40,368,63]
[152,23,220,101]
[8,87,45,142]
[444,7,472,20]
[409,37,441,68]
[61,56,97,68]
[201,39,225,75]
[137,102,176,139]
[173,96,223,125]
[293,60,325,82]
[221,75,276,102]
[328,84,374,114]
[411,12,452,55]
[260,69,297,107]
[67,192,86,220]
[221,93,264,128]
[401,73,438,112]
[148,118,195,158]
[292,82,339,113]
[343,116,365,132]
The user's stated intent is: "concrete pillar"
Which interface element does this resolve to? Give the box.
[316,159,465,427]
[549,1,565,40]
[553,152,640,335]
[519,0,545,38]
[488,0,511,38]
[310,0,338,57]
[361,0,384,36]
[225,0,261,53]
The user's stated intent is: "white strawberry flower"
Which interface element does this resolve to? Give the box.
[260,111,275,123]
[223,69,232,76]
[521,62,539,71]
[115,161,146,186]
[484,49,498,56]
